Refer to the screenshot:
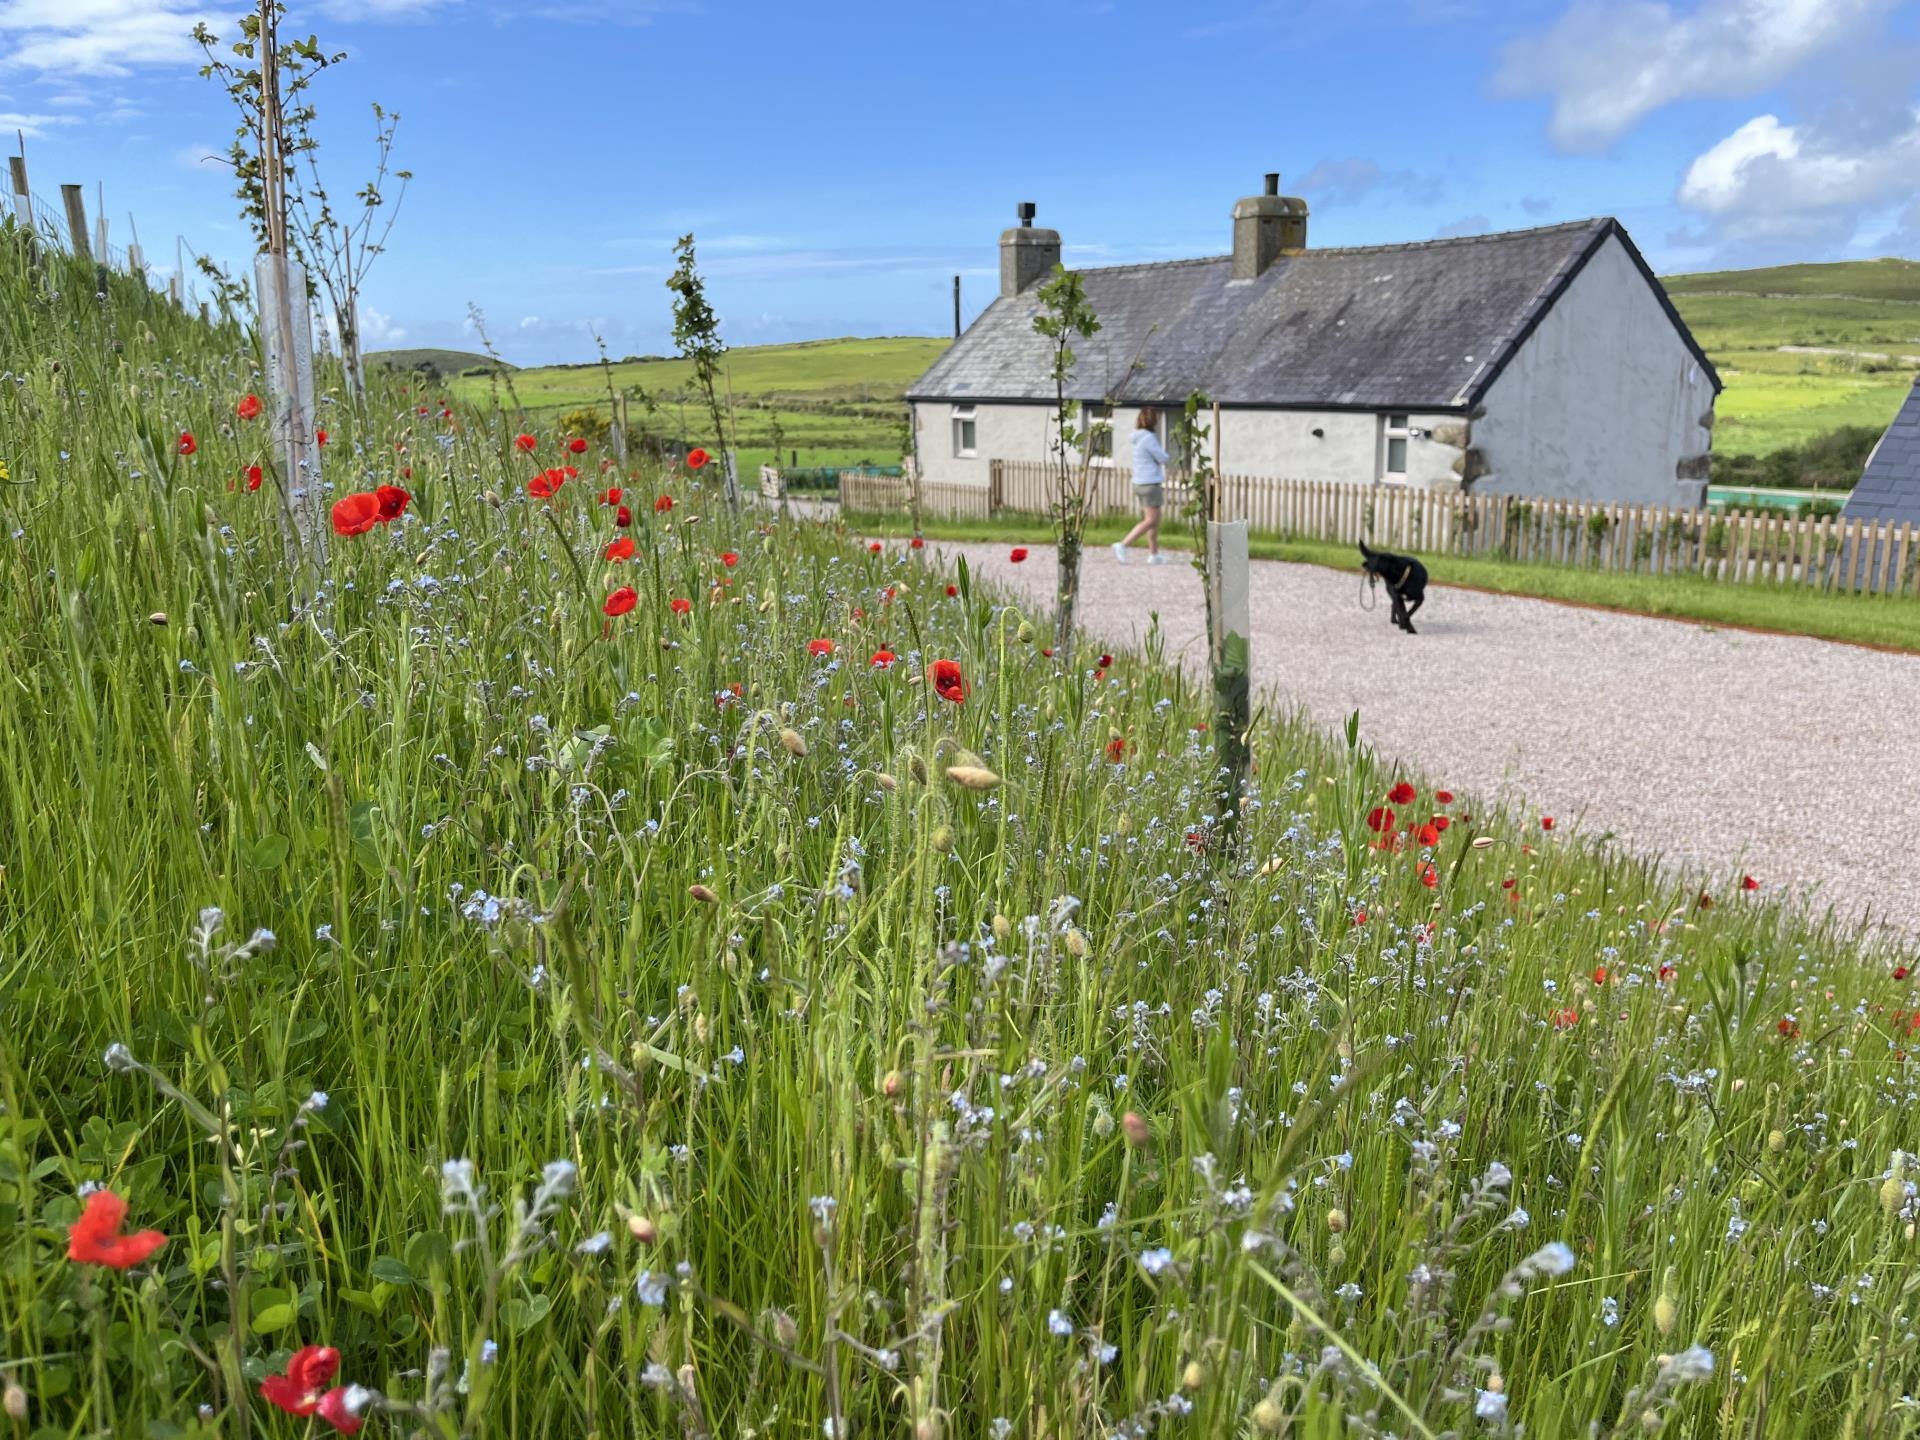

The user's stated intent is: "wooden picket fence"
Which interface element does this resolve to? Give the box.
[840,461,1920,597]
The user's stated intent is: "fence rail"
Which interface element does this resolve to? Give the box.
[841,461,1920,597]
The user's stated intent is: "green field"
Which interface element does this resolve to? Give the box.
[1666,259,1920,477]
[9,217,1920,1439]
[438,336,949,474]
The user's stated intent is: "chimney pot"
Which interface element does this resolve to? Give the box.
[1264,172,1279,196]
[1017,201,1036,228]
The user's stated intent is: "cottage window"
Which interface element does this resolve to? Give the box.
[1080,402,1114,463]
[952,405,978,458]
[1381,413,1411,481]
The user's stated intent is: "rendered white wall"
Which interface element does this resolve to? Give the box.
[1474,233,1715,506]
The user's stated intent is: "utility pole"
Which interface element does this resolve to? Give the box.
[953,274,961,338]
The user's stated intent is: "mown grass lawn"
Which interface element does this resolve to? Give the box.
[5,226,1920,1439]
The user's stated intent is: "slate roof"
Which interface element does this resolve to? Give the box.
[909,217,1719,412]
[1843,377,1920,527]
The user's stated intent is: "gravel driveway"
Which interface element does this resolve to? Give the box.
[932,541,1920,940]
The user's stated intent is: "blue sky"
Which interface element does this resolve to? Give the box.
[3,0,1917,364]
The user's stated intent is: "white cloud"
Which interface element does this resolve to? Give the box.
[315,0,459,18]
[0,0,218,75]
[175,140,228,171]
[0,108,76,137]
[1495,0,1889,150]
[1678,108,1920,216]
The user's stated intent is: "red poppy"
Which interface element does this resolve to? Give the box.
[528,468,569,499]
[1184,829,1207,854]
[1098,654,1114,669]
[1658,964,1676,983]
[246,465,264,492]
[1540,816,1555,831]
[605,537,635,562]
[930,658,967,703]
[401,467,412,479]
[616,505,632,527]
[1434,789,1454,804]
[1431,816,1451,832]
[1697,892,1715,911]
[315,428,329,446]
[1501,876,1518,890]
[1387,781,1416,806]
[261,1345,341,1417]
[687,447,709,469]
[1009,547,1028,563]
[67,1190,167,1269]
[1352,908,1368,926]
[236,394,262,421]
[882,586,896,604]
[670,597,692,616]
[654,495,674,513]
[1592,965,1608,985]
[603,587,638,618]
[375,485,410,522]
[869,541,883,554]
[720,551,739,567]
[316,1387,365,1436]
[514,434,537,452]
[562,465,579,481]
[1366,807,1396,833]
[808,638,834,657]
[177,432,197,456]
[1551,1008,1579,1030]
[1777,1018,1800,1038]
[1105,736,1128,763]
[1414,822,1440,847]
[330,493,381,536]
[600,487,623,506]
[870,649,897,669]
[1042,647,1054,658]
[1741,875,1760,891]
[910,536,925,549]
[418,406,429,417]
[1092,667,1107,682]
[1896,966,1911,982]
[1418,862,1438,889]
[568,437,588,454]
[945,585,958,597]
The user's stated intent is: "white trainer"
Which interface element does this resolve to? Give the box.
[1147,552,1173,565]
[1111,542,1129,563]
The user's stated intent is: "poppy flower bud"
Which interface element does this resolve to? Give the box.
[916,1418,940,1440]
[882,1070,904,1097]
[3,1382,25,1420]
[909,755,929,784]
[148,612,168,626]
[1064,927,1089,958]
[1470,836,1495,849]
[1121,1111,1150,1148]
[771,1309,799,1347]
[779,728,808,757]
[1653,1293,1677,1336]
[1327,1207,1347,1234]
[1181,1361,1204,1391]
[627,1214,658,1244]
[1253,1397,1284,1433]
[1329,1243,1346,1267]
[876,774,898,793]
[992,914,1011,944]
[1016,619,1036,644]
[688,883,718,905]
[484,489,501,508]
[931,825,955,854]
[944,765,1000,791]
[1092,1109,1113,1139]
[1767,1128,1786,1153]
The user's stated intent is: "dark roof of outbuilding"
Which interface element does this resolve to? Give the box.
[1844,377,1920,527]
[908,216,1720,410]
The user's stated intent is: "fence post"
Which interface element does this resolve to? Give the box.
[1208,519,1252,835]
[989,459,1004,515]
[59,185,90,260]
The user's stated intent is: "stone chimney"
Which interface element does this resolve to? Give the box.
[1231,173,1308,281]
[1000,201,1062,297]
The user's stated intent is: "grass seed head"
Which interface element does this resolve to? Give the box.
[1064,927,1089,958]
[1654,1292,1677,1336]
[1253,1397,1284,1432]
[779,727,808,757]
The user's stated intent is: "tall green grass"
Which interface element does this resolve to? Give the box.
[2,219,1917,1439]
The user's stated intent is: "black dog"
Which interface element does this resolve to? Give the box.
[1359,542,1428,633]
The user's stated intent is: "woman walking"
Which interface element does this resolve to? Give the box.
[1113,407,1173,564]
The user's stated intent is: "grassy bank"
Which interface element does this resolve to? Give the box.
[846,511,1920,652]
[4,224,1918,1439]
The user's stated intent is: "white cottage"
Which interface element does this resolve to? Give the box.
[908,178,1719,506]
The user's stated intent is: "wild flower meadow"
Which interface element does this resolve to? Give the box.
[2,225,1919,1439]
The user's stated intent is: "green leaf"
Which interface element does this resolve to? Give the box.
[369,1255,417,1287]
[245,832,289,870]
[250,1303,295,1335]
[500,1294,551,1334]
[348,800,383,876]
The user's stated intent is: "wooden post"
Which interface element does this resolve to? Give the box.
[7,153,27,221]
[1209,519,1252,836]
[60,184,89,259]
